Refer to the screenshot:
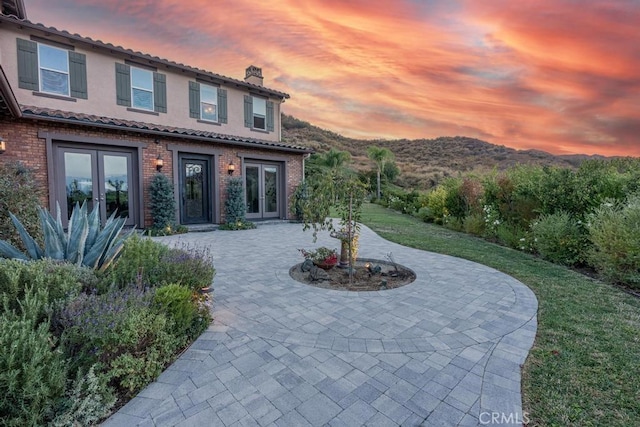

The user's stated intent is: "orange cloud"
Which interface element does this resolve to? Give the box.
[26,0,640,156]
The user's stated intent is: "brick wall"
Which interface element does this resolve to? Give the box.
[0,116,305,227]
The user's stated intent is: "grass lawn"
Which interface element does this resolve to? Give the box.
[359,203,640,426]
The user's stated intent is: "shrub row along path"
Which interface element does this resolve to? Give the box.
[104,222,538,426]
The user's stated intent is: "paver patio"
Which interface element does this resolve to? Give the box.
[103,222,537,426]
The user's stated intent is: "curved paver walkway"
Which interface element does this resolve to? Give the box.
[104,222,537,427]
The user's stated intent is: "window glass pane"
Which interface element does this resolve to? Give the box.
[64,152,93,218]
[253,115,265,130]
[200,85,217,103]
[246,166,260,214]
[39,44,68,72]
[201,102,217,121]
[253,97,266,115]
[131,67,153,90]
[103,155,129,219]
[40,69,69,95]
[132,88,153,110]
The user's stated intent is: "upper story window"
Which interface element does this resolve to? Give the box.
[200,84,218,122]
[17,38,87,100]
[188,81,227,124]
[38,44,69,96]
[252,97,266,130]
[244,95,274,132]
[130,67,154,111]
[115,63,167,114]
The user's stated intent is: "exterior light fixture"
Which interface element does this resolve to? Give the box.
[228,162,235,175]
[0,136,5,154]
[155,155,164,171]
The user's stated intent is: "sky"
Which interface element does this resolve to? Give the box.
[26,0,640,157]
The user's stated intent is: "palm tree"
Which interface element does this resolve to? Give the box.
[367,146,395,199]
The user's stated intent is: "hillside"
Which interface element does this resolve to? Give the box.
[281,114,604,189]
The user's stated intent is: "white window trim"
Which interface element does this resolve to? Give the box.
[130,67,154,111]
[37,44,70,97]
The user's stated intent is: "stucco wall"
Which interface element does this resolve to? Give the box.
[0,24,284,142]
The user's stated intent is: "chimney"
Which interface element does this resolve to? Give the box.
[245,65,263,86]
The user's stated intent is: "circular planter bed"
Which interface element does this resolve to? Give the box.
[289,258,416,291]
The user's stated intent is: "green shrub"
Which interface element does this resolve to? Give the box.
[0,312,67,426]
[415,206,433,223]
[154,283,209,339]
[0,259,93,325]
[160,243,215,292]
[588,196,640,287]
[0,161,42,252]
[104,238,215,292]
[495,222,531,250]
[531,211,588,266]
[149,173,176,232]
[425,186,448,224]
[103,235,169,289]
[59,287,154,370]
[222,177,255,229]
[105,308,180,395]
[52,365,116,427]
[463,213,485,236]
[59,287,180,395]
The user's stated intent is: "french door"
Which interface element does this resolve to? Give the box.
[58,147,135,226]
[245,162,280,219]
[179,156,212,224]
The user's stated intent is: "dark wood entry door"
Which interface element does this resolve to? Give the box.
[180,156,212,224]
[57,147,135,226]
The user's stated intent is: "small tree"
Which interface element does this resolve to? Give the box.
[149,173,176,231]
[367,146,395,200]
[293,171,367,282]
[222,177,255,230]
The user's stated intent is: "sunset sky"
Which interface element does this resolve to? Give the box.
[26,0,640,156]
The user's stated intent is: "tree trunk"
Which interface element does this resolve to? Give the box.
[376,168,381,200]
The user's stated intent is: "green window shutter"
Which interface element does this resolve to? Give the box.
[266,101,274,132]
[218,88,228,124]
[244,95,252,128]
[189,81,200,118]
[115,63,131,106]
[69,51,87,99]
[153,72,167,113]
[16,38,38,90]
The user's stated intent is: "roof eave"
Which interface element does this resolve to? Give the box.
[20,111,312,154]
[0,65,22,118]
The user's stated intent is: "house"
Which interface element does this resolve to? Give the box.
[0,0,310,228]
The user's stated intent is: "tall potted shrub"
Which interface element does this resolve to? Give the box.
[221,177,255,230]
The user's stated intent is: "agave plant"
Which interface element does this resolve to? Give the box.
[0,202,135,270]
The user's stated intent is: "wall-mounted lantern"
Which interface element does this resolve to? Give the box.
[228,162,235,175]
[155,155,164,172]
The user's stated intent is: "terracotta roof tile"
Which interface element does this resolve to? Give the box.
[21,106,311,153]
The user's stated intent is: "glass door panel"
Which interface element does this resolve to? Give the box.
[244,163,280,219]
[263,166,279,216]
[58,147,136,227]
[100,152,132,225]
[64,151,96,217]
[245,165,260,216]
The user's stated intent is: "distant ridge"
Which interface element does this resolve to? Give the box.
[281,114,607,189]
